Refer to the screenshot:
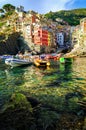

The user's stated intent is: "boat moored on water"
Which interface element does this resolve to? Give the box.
[34,59,50,67]
[43,53,62,60]
[59,57,74,64]
[34,56,50,67]
[5,57,32,67]
[0,55,13,60]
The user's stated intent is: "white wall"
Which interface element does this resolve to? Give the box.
[56,32,64,46]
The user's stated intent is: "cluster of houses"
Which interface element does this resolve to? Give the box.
[68,17,86,56]
[11,6,71,53]
[6,6,86,53]
[72,18,86,49]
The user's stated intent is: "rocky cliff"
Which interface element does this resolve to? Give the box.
[0,32,21,55]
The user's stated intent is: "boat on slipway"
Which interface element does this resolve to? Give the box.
[5,58,32,67]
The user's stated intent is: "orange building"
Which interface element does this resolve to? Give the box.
[34,27,48,46]
[31,15,36,23]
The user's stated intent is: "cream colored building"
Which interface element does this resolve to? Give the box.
[72,18,86,48]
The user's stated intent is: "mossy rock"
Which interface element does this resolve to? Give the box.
[1,93,33,113]
[82,97,86,102]
[0,93,34,130]
[68,97,80,111]
[35,108,60,129]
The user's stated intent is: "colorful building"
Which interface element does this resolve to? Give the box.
[24,24,33,41]
[34,26,48,46]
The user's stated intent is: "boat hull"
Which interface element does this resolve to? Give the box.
[34,59,50,67]
[5,58,32,67]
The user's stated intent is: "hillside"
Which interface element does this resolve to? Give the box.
[0,11,23,55]
[44,8,86,25]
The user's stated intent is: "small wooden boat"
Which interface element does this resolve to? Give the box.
[44,53,62,60]
[5,58,32,67]
[59,57,65,63]
[59,57,73,64]
[34,58,50,67]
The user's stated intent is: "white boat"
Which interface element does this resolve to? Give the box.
[0,55,13,60]
[5,58,32,67]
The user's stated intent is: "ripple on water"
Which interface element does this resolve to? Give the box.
[0,58,86,111]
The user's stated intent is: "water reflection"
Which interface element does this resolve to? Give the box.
[0,58,86,110]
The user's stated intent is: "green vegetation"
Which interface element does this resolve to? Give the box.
[0,8,4,13]
[44,8,86,25]
[0,4,86,26]
[2,4,15,12]
[0,4,15,18]
[0,22,5,27]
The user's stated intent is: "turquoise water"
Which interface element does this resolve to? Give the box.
[0,58,86,111]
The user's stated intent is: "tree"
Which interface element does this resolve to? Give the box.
[0,8,4,13]
[0,8,5,18]
[2,4,15,12]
